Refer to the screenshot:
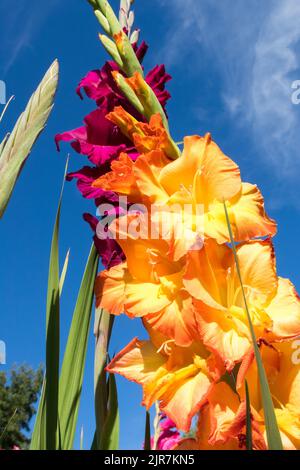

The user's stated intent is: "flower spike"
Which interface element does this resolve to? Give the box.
[89,0,143,77]
[86,0,181,159]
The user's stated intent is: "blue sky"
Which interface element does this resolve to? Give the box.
[1,0,300,450]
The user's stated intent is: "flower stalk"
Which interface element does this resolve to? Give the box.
[87,0,181,159]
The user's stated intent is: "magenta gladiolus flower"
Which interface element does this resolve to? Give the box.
[76,42,148,105]
[149,415,181,451]
[156,417,181,451]
[76,61,171,112]
[66,166,121,201]
[83,213,125,269]
[55,108,136,166]
[55,108,138,200]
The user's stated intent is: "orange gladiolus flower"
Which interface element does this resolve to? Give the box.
[183,238,300,369]
[134,133,276,246]
[92,150,168,202]
[123,71,151,100]
[175,403,242,450]
[95,213,198,346]
[205,382,267,450]
[92,152,139,198]
[176,329,300,451]
[106,326,223,432]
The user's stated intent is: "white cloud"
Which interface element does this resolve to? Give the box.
[155,0,300,191]
[251,0,300,177]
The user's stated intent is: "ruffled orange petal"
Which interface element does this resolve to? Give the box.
[107,336,221,432]
[183,239,230,309]
[106,337,166,385]
[230,183,277,241]
[175,405,242,450]
[133,115,176,158]
[92,152,141,201]
[107,105,176,158]
[159,133,241,202]
[106,106,142,141]
[268,341,300,413]
[235,340,300,449]
[204,183,277,244]
[207,382,240,444]
[193,300,251,370]
[92,148,169,202]
[188,241,276,340]
[145,293,198,347]
[133,151,169,204]
[109,213,178,282]
[237,342,280,399]
[199,406,242,450]
[275,407,300,449]
[124,281,171,317]
[158,135,209,195]
[235,240,278,308]
[95,262,128,315]
[193,135,241,205]
[184,240,280,367]
[207,382,266,449]
[174,438,200,450]
[266,277,300,341]
[160,369,215,432]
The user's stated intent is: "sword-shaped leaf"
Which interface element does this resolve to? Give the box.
[0,60,59,218]
[58,244,99,450]
[100,372,120,450]
[30,161,67,450]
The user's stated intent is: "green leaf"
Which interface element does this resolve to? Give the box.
[100,373,120,450]
[58,244,99,450]
[59,249,70,296]
[31,244,69,450]
[144,411,151,451]
[0,60,59,218]
[44,161,68,450]
[245,381,253,451]
[30,161,67,450]
[223,201,283,450]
